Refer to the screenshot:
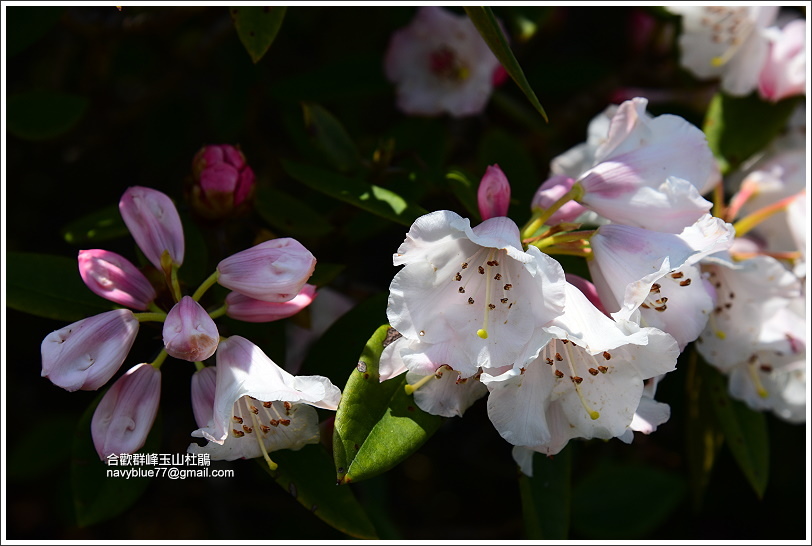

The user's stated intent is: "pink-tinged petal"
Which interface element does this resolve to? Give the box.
[565,273,609,317]
[162,296,219,362]
[407,366,488,418]
[759,19,806,102]
[78,249,156,310]
[217,238,316,302]
[531,175,587,224]
[191,366,217,429]
[477,164,511,220]
[91,363,161,459]
[41,309,139,391]
[119,186,184,269]
[225,284,316,323]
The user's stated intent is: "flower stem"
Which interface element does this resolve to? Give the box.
[150,349,169,370]
[521,183,584,240]
[208,304,227,320]
[133,311,167,323]
[193,271,220,302]
[194,361,206,372]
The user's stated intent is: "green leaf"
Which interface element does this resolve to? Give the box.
[7,91,89,141]
[333,325,444,484]
[6,251,114,322]
[685,349,724,511]
[282,159,428,226]
[263,444,379,539]
[463,7,548,122]
[301,102,363,173]
[255,185,334,239]
[703,92,802,174]
[61,204,130,245]
[571,462,686,539]
[6,6,64,57]
[71,392,162,527]
[445,169,480,220]
[519,447,571,539]
[703,361,770,499]
[229,6,287,64]
[7,414,78,481]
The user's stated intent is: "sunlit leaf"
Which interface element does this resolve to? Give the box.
[703,92,801,174]
[71,392,162,527]
[255,185,334,239]
[519,447,571,539]
[463,6,548,122]
[301,102,363,173]
[61,204,130,245]
[333,324,444,485]
[282,160,428,226]
[7,91,89,141]
[6,251,114,322]
[703,361,770,499]
[262,444,379,539]
[229,6,287,64]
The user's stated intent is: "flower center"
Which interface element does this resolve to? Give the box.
[452,248,515,340]
[746,354,770,399]
[429,45,470,81]
[699,6,755,67]
[540,339,614,421]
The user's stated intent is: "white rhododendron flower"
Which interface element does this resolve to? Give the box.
[668,6,779,95]
[379,210,566,380]
[384,6,502,117]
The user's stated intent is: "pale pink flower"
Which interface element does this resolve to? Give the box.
[91,363,161,459]
[162,296,219,362]
[759,19,806,102]
[384,6,502,117]
[531,175,588,224]
[41,309,139,391]
[225,284,317,323]
[119,186,185,270]
[190,144,256,219]
[78,249,156,310]
[477,164,511,220]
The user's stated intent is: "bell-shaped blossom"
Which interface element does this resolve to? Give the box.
[482,282,679,454]
[78,249,156,310]
[217,238,316,303]
[119,186,185,270]
[551,105,617,179]
[41,309,139,392]
[668,6,778,96]
[477,164,511,220]
[572,98,718,232]
[564,273,609,317]
[91,363,161,460]
[188,336,341,461]
[384,6,502,117]
[758,18,806,102]
[162,296,219,362]
[587,214,735,349]
[191,365,217,428]
[225,284,317,323]
[531,175,588,225]
[403,365,489,418]
[190,144,256,220]
[380,210,566,380]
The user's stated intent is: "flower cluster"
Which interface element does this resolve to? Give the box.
[668,6,806,101]
[41,173,339,466]
[379,96,806,473]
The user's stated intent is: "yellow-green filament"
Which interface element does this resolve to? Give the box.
[563,343,600,420]
[478,251,495,339]
[747,361,769,399]
[249,409,278,472]
[404,373,437,395]
[733,191,805,238]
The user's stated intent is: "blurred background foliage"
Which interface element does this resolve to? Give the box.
[4,5,807,540]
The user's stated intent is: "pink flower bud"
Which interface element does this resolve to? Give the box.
[91,363,161,460]
[41,309,139,392]
[217,238,317,302]
[190,144,256,220]
[532,175,587,223]
[78,249,156,310]
[119,186,185,270]
[162,296,219,362]
[191,366,217,428]
[477,164,511,220]
[758,19,806,102]
[565,273,609,317]
[225,284,317,323]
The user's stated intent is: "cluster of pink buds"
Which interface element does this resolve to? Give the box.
[188,144,256,220]
[41,181,330,463]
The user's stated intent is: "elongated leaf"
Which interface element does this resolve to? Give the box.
[7,91,89,141]
[230,6,286,64]
[255,185,333,239]
[263,444,379,539]
[282,159,428,226]
[301,102,363,173]
[703,92,801,174]
[464,7,548,122]
[71,392,162,527]
[571,462,686,539]
[519,447,571,539]
[703,361,770,498]
[62,204,130,245]
[6,251,114,322]
[334,325,444,485]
